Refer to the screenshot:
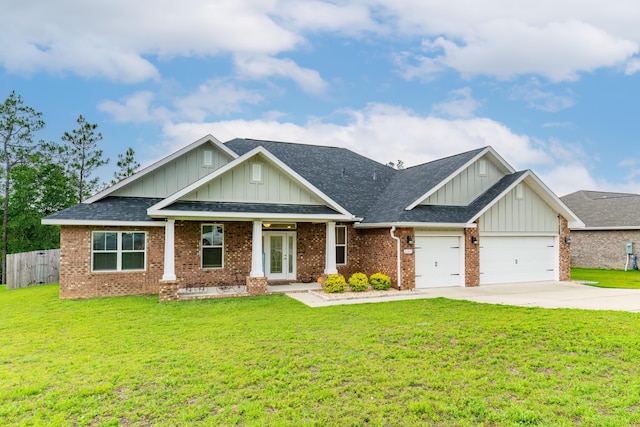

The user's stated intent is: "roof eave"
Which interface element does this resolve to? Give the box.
[353,221,476,229]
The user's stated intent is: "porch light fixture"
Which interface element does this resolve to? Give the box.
[264,223,271,228]
[407,236,414,246]
[564,236,571,244]
[471,236,478,245]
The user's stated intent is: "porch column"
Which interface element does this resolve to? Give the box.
[324,221,338,275]
[162,219,176,281]
[250,220,264,277]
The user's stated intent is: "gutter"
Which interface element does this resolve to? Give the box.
[390,226,402,290]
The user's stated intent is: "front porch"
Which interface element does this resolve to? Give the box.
[161,282,323,302]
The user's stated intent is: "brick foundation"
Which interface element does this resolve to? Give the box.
[159,282,179,302]
[558,215,571,281]
[465,223,480,287]
[246,276,268,295]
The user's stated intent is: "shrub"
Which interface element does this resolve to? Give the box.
[370,272,391,290]
[348,273,369,292]
[323,274,346,293]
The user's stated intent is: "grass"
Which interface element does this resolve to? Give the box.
[2,285,640,426]
[571,267,640,289]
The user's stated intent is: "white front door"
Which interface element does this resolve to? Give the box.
[264,232,296,281]
[414,235,463,288]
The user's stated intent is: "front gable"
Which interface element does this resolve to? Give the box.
[421,154,508,206]
[112,140,234,199]
[405,147,515,211]
[148,146,353,218]
[180,152,325,205]
[480,180,558,233]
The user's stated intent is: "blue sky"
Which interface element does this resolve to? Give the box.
[2,0,640,196]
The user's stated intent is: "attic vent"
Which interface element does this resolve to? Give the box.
[516,183,524,199]
[203,150,213,166]
[479,159,487,176]
[252,163,263,182]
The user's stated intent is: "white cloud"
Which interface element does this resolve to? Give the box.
[174,79,264,121]
[100,81,264,123]
[158,102,563,183]
[404,20,637,82]
[625,58,640,75]
[432,87,482,118]
[0,0,301,82]
[510,78,575,112]
[98,92,170,123]
[234,55,328,95]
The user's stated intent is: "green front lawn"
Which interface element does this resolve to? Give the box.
[571,267,640,289]
[2,285,640,426]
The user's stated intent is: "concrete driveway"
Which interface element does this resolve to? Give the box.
[288,281,640,312]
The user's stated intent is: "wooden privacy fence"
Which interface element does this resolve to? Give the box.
[6,249,60,290]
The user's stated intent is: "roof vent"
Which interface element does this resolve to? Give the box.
[373,170,377,181]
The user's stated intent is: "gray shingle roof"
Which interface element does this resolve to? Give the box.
[361,148,486,223]
[44,197,163,222]
[561,190,640,228]
[224,138,397,217]
[44,138,527,226]
[166,201,340,215]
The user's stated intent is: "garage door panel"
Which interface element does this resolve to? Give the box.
[415,236,462,288]
[480,236,555,285]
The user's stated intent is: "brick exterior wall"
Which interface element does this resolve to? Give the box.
[558,215,571,281]
[174,221,252,287]
[296,222,326,282]
[464,223,480,287]
[345,227,415,290]
[59,226,165,299]
[569,229,640,270]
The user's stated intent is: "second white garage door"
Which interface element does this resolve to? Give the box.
[415,236,463,288]
[480,236,556,285]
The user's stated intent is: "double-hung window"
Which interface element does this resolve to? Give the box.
[92,231,146,272]
[335,225,347,265]
[202,224,224,268]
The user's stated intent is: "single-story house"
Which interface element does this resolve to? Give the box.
[561,190,640,269]
[42,135,582,300]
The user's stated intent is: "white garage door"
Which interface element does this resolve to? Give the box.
[480,236,556,285]
[415,236,462,288]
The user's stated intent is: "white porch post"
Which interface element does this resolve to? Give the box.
[250,220,264,277]
[162,219,176,281]
[324,221,338,275]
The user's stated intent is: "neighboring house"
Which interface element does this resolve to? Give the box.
[42,135,582,300]
[561,190,640,269]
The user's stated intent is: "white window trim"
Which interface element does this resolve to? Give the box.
[336,225,347,265]
[91,231,147,272]
[201,224,224,269]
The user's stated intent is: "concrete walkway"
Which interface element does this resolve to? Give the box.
[286,281,640,312]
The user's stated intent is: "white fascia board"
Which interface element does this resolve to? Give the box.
[84,134,236,204]
[467,170,586,228]
[353,222,476,229]
[148,146,353,217]
[41,219,166,227]
[148,210,353,222]
[405,146,517,211]
[573,226,640,231]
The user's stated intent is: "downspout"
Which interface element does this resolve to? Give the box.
[390,226,401,290]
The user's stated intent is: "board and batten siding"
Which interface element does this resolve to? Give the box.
[422,157,506,206]
[480,182,558,233]
[112,144,232,198]
[182,156,324,205]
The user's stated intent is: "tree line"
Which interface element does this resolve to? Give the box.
[0,91,140,283]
